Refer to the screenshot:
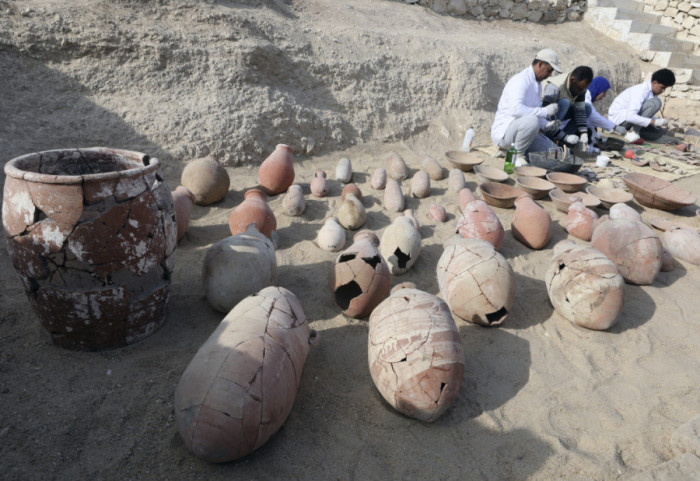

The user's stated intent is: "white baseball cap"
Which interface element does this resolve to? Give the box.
[534,48,562,73]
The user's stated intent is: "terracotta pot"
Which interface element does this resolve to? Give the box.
[337,192,366,230]
[310,169,329,197]
[591,218,662,285]
[429,204,447,223]
[329,230,391,319]
[2,148,176,350]
[282,184,305,216]
[545,241,625,330]
[455,199,505,250]
[317,217,346,252]
[336,157,352,183]
[368,286,464,422]
[175,286,319,463]
[458,187,477,211]
[386,151,408,181]
[181,156,230,205]
[203,224,277,313]
[663,228,700,265]
[172,185,196,241]
[436,237,516,326]
[511,194,551,249]
[564,201,598,242]
[380,215,421,275]
[341,183,363,202]
[421,155,444,180]
[259,144,295,196]
[383,179,404,213]
[228,189,276,239]
[609,202,641,221]
[448,168,466,192]
[371,168,387,190]
[410,171,430,198]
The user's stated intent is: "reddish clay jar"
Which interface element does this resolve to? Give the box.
[172,185,196,241]
[259,144,294,196]
[455,199,505,250]
[511,195,551,249]
[310,169,329,197]
[228,189,277,239]
[564,201,598,242]
[2,148,177,350]
[341,183,363,202]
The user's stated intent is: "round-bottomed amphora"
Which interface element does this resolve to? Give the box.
[2,147,177,350]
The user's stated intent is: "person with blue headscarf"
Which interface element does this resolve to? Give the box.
[586,77,627,136]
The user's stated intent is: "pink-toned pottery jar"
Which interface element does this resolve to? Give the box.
[259,144,295,196]
[228,189,277,239]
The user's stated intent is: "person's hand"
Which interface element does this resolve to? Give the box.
[544,119,561,131]
[655,118,668,127]
[614,125,627,135]
[544,103,559,117]
[564,134,579,145]
[578,133,589,151]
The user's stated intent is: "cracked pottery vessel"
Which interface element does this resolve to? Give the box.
[437,237,516,327]
[258,144,294,196]
[544,240,625,331]
[310,169,329,197]
[337,192,366,230]
[317,217,346,252]
[371,168,387,190]
[380,215,421,275]
[171,185,195,242]
[282,184,305,216]
[329,230,391,319]
[368,285,464,422]
[448,169,466,192]
[421,155,444,180]
[202,224,277,313]
[335,157,352,183]
[564,201,598,242]
[663,228,700,265]
[181,156,230,205]
[2,148,177,350]
[386,151,408,181]
[591,218,662,285]
[511,194,551,249]
[228,189,276,239]
[455,199,505,250]
[609,202,641,221]
[383,179,404,213]
[410,171,430,198]
[175,286,319,463]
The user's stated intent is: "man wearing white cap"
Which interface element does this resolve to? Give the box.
[490,48,563,165]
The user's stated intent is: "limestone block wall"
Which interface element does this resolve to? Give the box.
[644,1,700,51]
[400,0,588,23]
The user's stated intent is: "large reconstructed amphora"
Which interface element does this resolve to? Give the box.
[2,148,177,350]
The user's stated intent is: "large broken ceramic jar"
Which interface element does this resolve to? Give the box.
[591,218,662,285]
[368,285,464,422]
[544,240,625,330]
[202,224,278,313]
[2,148,177,350]
[380,214,421,275]
[663,228,700,265]
[329,230,391,319]
[436,237,516,327]
[455,199,505,250]
[175,286,319,463]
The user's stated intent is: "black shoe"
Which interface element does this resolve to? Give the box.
[639,125,665,141]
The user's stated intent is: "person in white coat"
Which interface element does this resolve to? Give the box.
[608,68,675,143]
[490,49,563,165]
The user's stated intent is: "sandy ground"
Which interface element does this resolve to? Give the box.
[1,1,699,480]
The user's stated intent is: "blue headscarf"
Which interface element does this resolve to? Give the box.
[588,77,611,103]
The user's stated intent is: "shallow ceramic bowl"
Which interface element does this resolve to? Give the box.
[513,165,547,178]
[515,176,556,200]
[474,164,508,183]
[479,182,526,209]
[586,185,634,209]
[546,172,587,193]
[549,188,601,213]
[444,151,485,172]
[622,172,697,211]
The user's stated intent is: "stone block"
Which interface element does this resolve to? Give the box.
[679,2,692,12]
[667,7,680,16]
[528,9,544,22]
[683,15,696,27]
[469,5,483,16]
[447,0,468,15]
[512,3,528,19]
[499,0,514,8]
[676,12,689,22]
[691,23,700,34]
[656,0,670,10]
[499,7,512,18]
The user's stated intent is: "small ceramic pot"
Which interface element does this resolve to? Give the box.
[228,189,277,239]
[511,194,551,249]
[259,144,295,196]
[310,169,329,197]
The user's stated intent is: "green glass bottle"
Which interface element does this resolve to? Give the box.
[504,144,516,174]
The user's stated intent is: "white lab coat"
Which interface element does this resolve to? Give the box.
[608,81,655,128]
[491,66,549,145]
[585,90,615,131]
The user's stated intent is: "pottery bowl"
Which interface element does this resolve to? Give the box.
[549,188,601,213]
[586,185,634,209]
[474,164,508,183]
[513,165,547,178]
[444,151,485,172]
[479,182,526,209]
[515,176,556,200]
[622,172,697,211]
[546,172,587,193]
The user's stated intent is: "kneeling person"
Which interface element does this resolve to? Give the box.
[541,66,594,151]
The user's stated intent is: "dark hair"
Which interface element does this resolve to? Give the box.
[651,68,676,87]
[571,66,593,83]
